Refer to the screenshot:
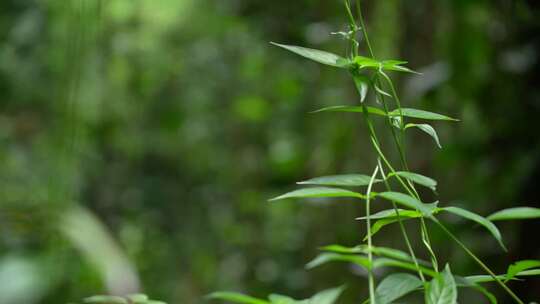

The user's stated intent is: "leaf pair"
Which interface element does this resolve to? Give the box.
[321,244,431,267]
[273,171,436,201]
[299,172,436,191]
[313,105,455,148]
[83,294,165,304]
[271,42,417,74]
[271,183,508,252]
[354,56,419,74]
[313,105,458,122]
[309,245,436,277]
[357,208,426,240]
[314,245,495,304]
[208,286,345,304]
[357,198,507,251]
[465,260,540,284]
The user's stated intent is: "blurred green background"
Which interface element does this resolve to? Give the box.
[1,0,539,303]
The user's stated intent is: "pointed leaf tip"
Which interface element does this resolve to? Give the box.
[443,206,507,251]
[427,264,457,304]
[207,292,269,304]
[391,108,459,121]
[405,123,442,149]
[298,174,381,187]
[487,207,540,221]
[389,171,437,192]
[269,187,364,202]
[505,260,540,282]
[270,42,349,68]
[377,192,435,216]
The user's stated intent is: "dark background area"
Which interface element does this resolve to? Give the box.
[0,0,539,303]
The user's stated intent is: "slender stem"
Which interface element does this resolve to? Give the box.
[374,73,520,299]
[377,159,427,286]
[360,104,427,286]
[355,0,441,273]
[365,165,380,304]
[350,1,524,303]
[367,75,524,304]
[377,71,440,272]
[345,3,427,288]
[343,0,358,57]
[420,218,439,272]
[362,107,416,199]
[383,72,523,303]
[434,220,524,304]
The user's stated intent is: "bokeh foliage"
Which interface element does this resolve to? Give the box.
[0,0,539,303]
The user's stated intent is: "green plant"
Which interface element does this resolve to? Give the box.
[208,1,540,303]
[76,293,166,304]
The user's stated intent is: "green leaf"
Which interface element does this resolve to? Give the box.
[389,108,458,121]
[358,206,437,240]
[464,268,540,284]
[382,60,420,74]
[515,269,540,276]
[268,294,296,304]
[506,260,540,282]
[371,246,430,266]
[354,56,380,69]
[356,208,423,220]
[306,252,370,270]
[298,174,380,187]
[271,42,349,68]
[375,273,422,304]
[267,287,344,304]
[353,74,370,102]
[465,274,514,284]
[381,59,408,66]
[377,192,435,216]
[442,206,506,251]
[319,244,363,254]
[353,56,419,74]
[83,296,128,304]
[207,292,269,304]
[363,218,401,240]
[126,294,148,303]
[487,207,540,221]
[309,286,345,304]
[389,171,438,191]
[374,83,392,98]
[309,250,436,277]
[384,65,419,74]
[373,258,437,277]
[426,264,457,304]
[269,187,364,201]
[311,105,387,117]
[405,123,442,148]
[321,245,429,266]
